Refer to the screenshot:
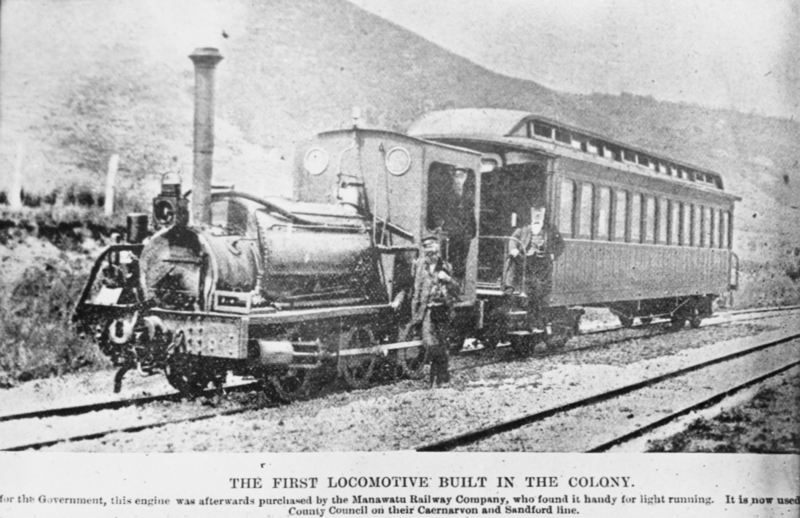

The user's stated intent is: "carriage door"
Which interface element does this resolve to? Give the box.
[477,162,547,288]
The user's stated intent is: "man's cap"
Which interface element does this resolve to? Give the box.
[421,228,439,244]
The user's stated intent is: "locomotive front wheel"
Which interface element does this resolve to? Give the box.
[339,326,376,389]
[165,356,210,398]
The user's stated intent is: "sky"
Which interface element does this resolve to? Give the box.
[347,0,799,120]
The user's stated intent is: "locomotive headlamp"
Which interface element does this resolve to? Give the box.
[385,146,410,175]
[304,148,329,175]
[153,172,189,227]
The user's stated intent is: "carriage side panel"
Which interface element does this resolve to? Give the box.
[550,241,730,306]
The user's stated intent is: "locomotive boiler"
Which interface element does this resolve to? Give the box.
[73,48,483,399]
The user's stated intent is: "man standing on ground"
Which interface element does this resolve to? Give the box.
[411,232,460,387]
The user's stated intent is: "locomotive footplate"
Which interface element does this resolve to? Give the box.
[151,304,431,369]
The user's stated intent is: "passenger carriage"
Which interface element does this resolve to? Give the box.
[409,109,740,345]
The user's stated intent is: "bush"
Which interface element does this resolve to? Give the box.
[0,261,110,387]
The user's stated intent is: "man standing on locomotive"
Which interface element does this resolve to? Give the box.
[411,231,460,387]
[426,166,476,286]
[505,204,565,329]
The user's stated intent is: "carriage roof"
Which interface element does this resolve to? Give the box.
[408,109,729,192]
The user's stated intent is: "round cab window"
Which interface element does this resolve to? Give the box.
[304,148,329,176]
[385,147,411,176]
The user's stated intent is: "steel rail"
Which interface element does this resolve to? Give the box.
[415,331,800,452]
[1,404,265,452]
[585,357,800,452]
[0,381,259,425]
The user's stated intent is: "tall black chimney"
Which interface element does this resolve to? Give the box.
[188,48,223,226]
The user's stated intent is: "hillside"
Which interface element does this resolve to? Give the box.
[1,0,799,306]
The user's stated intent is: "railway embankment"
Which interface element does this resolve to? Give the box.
[0,208,121,388]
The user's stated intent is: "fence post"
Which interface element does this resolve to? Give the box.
[104,154,119,216]
[9,143,24,210]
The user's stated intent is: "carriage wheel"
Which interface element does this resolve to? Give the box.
[267,369,314,403]
[618,315,634,328]
[689,314,703,329]
[544,324,572,350]
[668,316,685,332]
[544,308,577,350]
[339,326,377,389]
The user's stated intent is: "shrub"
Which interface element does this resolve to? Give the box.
[0,260,110,387]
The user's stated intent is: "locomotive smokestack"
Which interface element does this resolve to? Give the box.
[189,47,223,226]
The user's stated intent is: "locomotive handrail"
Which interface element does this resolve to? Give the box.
[210,190,329,226]
[73,244,145,318]
[730,251,740,291]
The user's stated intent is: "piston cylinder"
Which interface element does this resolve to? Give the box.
[255,340,294,365]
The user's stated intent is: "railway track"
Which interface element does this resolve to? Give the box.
[415,329,800,452]
[1,305,796,452]
[0,381,260,424]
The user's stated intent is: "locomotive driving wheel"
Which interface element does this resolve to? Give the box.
[395,322,427,379]
[338,325,377,389]
[266,369,315,403]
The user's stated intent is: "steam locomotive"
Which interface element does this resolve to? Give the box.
[73,48,484,400]
[73,48,739,400]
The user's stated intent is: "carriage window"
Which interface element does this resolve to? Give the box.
[693,205,702,247]
[658,198,668,244]
[644,196,656,243]
[597,187,611,240]
[710,209,719,248]
[532,122,553,139]
[720,211,730,249]
[701,207,711,247]
[578,183,594,239]
[623,150,637,163]
[555,128,571,144]
[682,203,692,246]
[630,193,642,242]
[613,190,627,241]
[669,201,680,245]
[559,180,575,236]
